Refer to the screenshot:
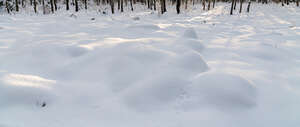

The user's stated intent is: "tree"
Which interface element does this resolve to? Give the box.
[230,0,234,15]
[153,0,156,10]
[110,0,114,14]
[176,0,180,14]
[33,0,37,13]
[239,0,243,13]
[66,0,69,10]
[15,0,18,11]
[247,0,250,13]
[6,0,10,14]
[208,0,211,10]
[84,0,87,10]
[121,0,123,12]
[161,0,166,14]
[42,0,45,14]
[202,0,205,10]
[50,0,54,13]
[130,0,133,11]
[75,0,78,12]
[54,0,57,11]
[233,0,237,10]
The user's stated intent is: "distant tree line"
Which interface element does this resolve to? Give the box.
[0,0,299,15]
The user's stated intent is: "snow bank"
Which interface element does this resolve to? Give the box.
[186,71,257,111]
[0,73,55,108]
[1,3,300,127]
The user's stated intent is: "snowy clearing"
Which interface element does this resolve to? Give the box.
[1,3,300,127]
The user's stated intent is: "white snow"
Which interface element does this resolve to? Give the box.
[1,3,300,127]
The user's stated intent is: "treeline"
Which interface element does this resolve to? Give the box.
[0,0,299,15]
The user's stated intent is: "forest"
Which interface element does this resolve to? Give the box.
[0,0,299,14]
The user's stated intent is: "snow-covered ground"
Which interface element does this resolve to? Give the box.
[1,3,300,127]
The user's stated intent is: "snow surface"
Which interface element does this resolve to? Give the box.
[1,3,300,127]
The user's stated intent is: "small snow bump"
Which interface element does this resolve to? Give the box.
[183,28,198,39]
[132,17,140,21]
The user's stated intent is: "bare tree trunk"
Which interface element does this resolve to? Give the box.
[130,0,133,11]
[110,0,114,14]
[247,1,250,12]
[15,0,19,11]
[176,0,181,14]
[161,0,164,14]
[75,0,79,12]
[233,0,237,10]
[6,0,10,14]
[281,0,284,6]
[153,0,156,10]
[163,0,166,12]
[185,0,187,9]
[84,0,87,9]
[22,0,25,7]
[50,0,54,13]
[30,0,32,5]
[208,0,210,10]
[230,0,234,15]
[54,0,57,11]
[118,0,120,10]
[213,0,215,8]
[34,0,37,13]
[202,0,205,10]
[121,0,124,12]
[42,0,45,14]
[297,0,299,6]
[239,0,243,13]
[66,0,69,10]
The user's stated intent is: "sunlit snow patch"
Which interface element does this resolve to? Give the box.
[1,74,56,89]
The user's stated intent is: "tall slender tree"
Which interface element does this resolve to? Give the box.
[84,0,87,9]
[66,0,69,10]
[33,0,37,13]
[176,0,180,14]
[75,0,79,12]
[239,0,243,13]
[121,0,124,12]
[202,0,205,10]
[230,0,234,15]
[15,0,19,11]
[42,0,45,14]
[54,0,57,11]
[153,0,156,10]
[6,0,10,14]
[247,0,250,12]
[208,0,211,10]
[233,0,237,10]
[130,0,133,11]
[110,0,114,14]
[50,0,54,13]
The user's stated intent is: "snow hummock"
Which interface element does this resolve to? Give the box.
[1,3,300,127]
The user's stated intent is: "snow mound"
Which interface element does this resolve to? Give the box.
[0,73,55,108]
[174,38,205,53]
[186,71,257,111]
[183,28,198,39]
[123,76,188,111]
[127,24,160,31]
